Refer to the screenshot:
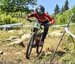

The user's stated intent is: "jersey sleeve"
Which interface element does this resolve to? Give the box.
[45,13,55,25]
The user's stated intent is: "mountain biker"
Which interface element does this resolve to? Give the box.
[26,5,55,46]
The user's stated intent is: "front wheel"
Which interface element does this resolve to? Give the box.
[26,33,35,59]
[36,33,43,55]
[36,45,43,55]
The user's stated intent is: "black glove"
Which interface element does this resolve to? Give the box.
[26,17,32,22]
[27,19,32,22]
[48,22,52,26]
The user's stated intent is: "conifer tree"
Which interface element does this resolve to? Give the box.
[64,0,69,11]
[54,4,60,14]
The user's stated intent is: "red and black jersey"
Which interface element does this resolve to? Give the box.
[27,12,55,24]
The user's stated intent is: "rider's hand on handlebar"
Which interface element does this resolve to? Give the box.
[27,19,32,22]
[48,22,52,26]
[26,17,32,22]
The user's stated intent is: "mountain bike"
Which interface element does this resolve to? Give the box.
[26,20,44,59]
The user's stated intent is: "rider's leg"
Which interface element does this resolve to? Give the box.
[41,21,50,42]
[38,21,50,46]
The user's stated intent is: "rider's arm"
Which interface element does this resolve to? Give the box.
[26,12,35,22]
[27,12,35,18]
[45,13,55,25]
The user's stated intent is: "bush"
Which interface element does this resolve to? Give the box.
[0,14,5,25]
[11,17,18,23]
[4,15,12,24]
[55,10,72,24]
[0,14,19,25]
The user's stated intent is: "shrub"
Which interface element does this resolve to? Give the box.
[0,14,19,24]
[11,17,18,23]
[4,15,12,24]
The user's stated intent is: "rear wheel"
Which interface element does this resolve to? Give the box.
[26,33,35,59]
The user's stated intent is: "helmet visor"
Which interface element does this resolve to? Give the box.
[37,9,44,15]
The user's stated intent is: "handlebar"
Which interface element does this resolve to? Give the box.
[26,19,32,22]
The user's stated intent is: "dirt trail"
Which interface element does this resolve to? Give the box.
[0,35,65,64]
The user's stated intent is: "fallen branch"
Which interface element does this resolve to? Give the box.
[7,34,31,47]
